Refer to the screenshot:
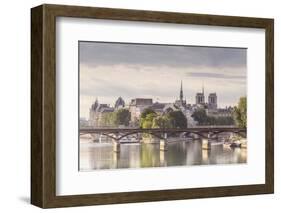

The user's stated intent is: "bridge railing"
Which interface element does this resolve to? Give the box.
[79,126,246,134]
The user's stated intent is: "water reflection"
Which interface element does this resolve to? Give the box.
[79,138,247,171]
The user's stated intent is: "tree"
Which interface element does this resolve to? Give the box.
[152,115,172,129]
[233,97,247,128]
[99,112,116,127]
[115,109,131,126]
[140,112,156,129]
[140,108,156,128]
[191,108,208,125]
[140,108,156,119]
[168,110,187,128]
[206,116,216,125]
[215,116,235,125]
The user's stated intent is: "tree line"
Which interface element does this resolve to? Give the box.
[191,97,247,128]
[99,97,247,128]
[99,107,188,129]
[140,108,187,129]
[191,108,235,126]
[99,108,131,127]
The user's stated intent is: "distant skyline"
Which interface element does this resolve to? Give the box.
[79,41,247,119]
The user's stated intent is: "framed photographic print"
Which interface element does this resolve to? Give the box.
[31,4,274,208]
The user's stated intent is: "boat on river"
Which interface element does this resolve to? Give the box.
[119,136,140,144]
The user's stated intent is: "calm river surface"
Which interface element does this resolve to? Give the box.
[79,138,247,171]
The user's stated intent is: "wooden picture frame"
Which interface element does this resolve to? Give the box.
[31,4,274,208]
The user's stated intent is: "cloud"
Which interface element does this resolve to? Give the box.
[78,42,247,118]
[186,72,246,80]
[79,41,247,68]
[79,63,246,118]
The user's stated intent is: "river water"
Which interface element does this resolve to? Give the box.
[79,138,247,171]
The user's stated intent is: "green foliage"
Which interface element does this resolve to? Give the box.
[168,111,187,128]
[115,109,131,126]
[216,116,235,125]
[141,108,156,119]
[233,97,247,128]
[152,115,173,129]
[142,119,153,129]
[191,108,234,126]
[191,108,208,125]
[99,109,131,127]
[140,108,156,128]
[140,112,156,129]
[140,109,187,129]
[99,112,115,127]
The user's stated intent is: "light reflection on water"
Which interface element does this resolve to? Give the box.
[79,138,247,171]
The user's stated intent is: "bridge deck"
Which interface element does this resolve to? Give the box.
[80,127,246,134]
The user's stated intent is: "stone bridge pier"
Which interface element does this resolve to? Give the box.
[202,133,212,150]
[160,139,168,151]
[113,141,120,152]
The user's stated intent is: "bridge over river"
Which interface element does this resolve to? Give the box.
[80,126,246,152]
[80,126,246,141]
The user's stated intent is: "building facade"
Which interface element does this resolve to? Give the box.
[128,98,153,123]
[196,86,205,105]
[89,98,117,127]
[208,93,217,109]
[88,81,234,128]
[206,107,233,118]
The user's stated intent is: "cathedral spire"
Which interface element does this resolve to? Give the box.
[180,80,183,101]
[92,98,99,111]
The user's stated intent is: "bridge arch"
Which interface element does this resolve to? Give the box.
[209,130,246,138]
[179,130,246,139]
[80,127,246,142]
[181,131,208,139]
[89,131,165,142]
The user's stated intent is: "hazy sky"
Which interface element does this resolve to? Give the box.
[79,41,247,119]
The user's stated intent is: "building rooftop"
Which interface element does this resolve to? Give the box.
[151,102,166,109]
[100,107,114,113]
[130,98,153,106]
[115,97,125,108]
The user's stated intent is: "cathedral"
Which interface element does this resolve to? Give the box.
[174,81,187,108]
[87,80,229,128]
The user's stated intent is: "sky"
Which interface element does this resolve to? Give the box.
[79,41,247,119]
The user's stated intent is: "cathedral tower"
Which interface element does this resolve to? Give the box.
[180,80,183,102]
